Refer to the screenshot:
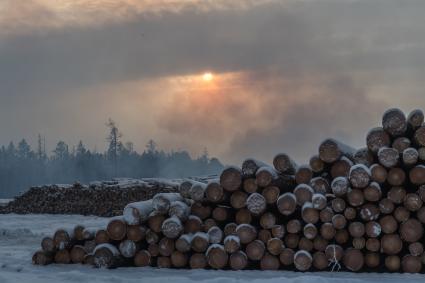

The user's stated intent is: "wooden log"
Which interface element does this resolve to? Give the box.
[169,201,190,221]
[41,237,56,253]
[353,148,374,167]
[260,212,276,229]
[320,223,336,240]
[352,237,366,250]
[309,155,325,174]
[220,166,242,192]
[126,225,146,242]
[235,208,252,224]
[74,225,85,241]
[246,240,265,261]
[410,165,425,185]
[385,255,401,272]
[302,203,319,224]
[295,165,313,185]
[179,179,197,198]
[267,238,284,256]
[343,248,364,272]
[277,193,297,216]
[32,250,54,265]
[260,253,280,270]
[191,232,210,252]
[206,244,228,269]
[349,222,365,238]
[335,230,349,245]
[236,224,257,244]
[212,206,230,222]
[298,237,314,252]
[189,253,208,269]
[53,229,73,250]
[203,218,218,233]
[256,166,279,187]
[147,243,159,257]
[224,235,240,253]
[119,239,138,258]
[381,234,403,255]
[123,200,154,225]
[392,137,411,153]
[319,207,334,223]
[382,108,407,137]
[347,189,365,207]
[409,242,424,256]
[230,191,247,209]
[344,207,357,221]
[331,177,350,197]
[325,244,344,264]
[287,219,302,234]
[224,223,238,236]
[303,224,318,240]
[312,193,327,210]
[364,182,382,202]
[271,225,285,239]
[148,214,165,233]
[407,109,424,131]
[190,182,208,202]
[279,248,295,266]
[242,158,269,177]
[349,164,371,189]
[70,245,87,263]
[262,186,280,204]
[365,238,380,252]
[158,237,175,257]
[310,177,330,195]
[294,184,314,206]
[370,164,388,184]
[134,250,151,267]
[414,125,425,147]
[190,202,211,220]
[95,229,110,245]
[313,251,328,270]
[377,147,399,168]
[331,157,354,178]
[404,193,423,211]
[366,127,391,153]
[229,251,248,270]
[208,226,224,244]
[402,255,422,273]
[175,234,193,253]
[388,186,406,204]
[332,214,347,230]
[331,198,346,213]
[365,252,380,269]
[294,250,312,271]
[319,138,355,163]
[394,206,410,222]
[93,244,123,269]
[380,215,398,234]
[359,204,380,221]
[171,251,189,268]
[162,216,183,239]
[106,218,127,242]
[417,207,425,224]
[379,198,395,214]
[153,193,183,214]
[400,219,424,243]
[403,147,419,166]
[184,215,202,234]
[145,229,159,244]
[205,180,224,203]
[273,153,298,175]
[243,178,258,194]
[387,168,406,186]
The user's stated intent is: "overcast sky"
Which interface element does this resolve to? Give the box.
[1,0,425,165]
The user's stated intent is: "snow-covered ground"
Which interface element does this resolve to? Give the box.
[1,214,425,283]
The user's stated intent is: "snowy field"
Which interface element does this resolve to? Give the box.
[1,214,425,283]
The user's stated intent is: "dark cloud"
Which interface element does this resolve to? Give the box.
[1,0,425,164]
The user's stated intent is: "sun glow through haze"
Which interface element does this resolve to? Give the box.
[203,72,213,82]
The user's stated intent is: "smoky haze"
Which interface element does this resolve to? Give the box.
[1,0,425,194]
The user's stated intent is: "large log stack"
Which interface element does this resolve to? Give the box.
[1,179,180,216]
[33,108,425,273]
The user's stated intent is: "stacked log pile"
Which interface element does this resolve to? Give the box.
[1,179,179,216]
[33,108,425,273]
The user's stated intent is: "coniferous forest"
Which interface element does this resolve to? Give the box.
[0,120,223,197]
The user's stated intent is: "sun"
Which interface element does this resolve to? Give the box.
[202,72,213,82]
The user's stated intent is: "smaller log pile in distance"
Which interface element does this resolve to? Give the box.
[33,108,425,273]
[1,179,179,217]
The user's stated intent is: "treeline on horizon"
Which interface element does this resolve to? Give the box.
[0,120,223,197]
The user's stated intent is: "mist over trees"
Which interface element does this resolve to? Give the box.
[0,120,223,197]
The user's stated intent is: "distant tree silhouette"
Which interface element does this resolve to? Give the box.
[0,120,224,197]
